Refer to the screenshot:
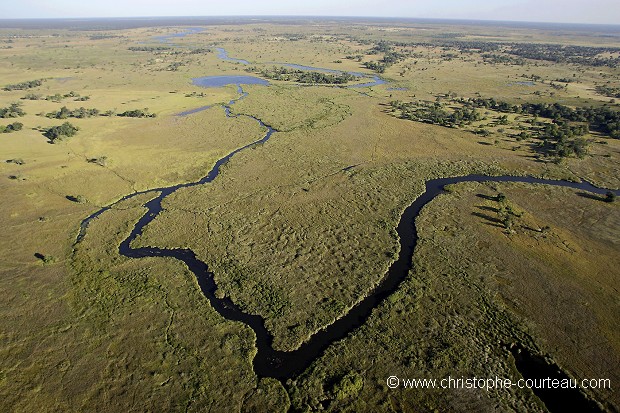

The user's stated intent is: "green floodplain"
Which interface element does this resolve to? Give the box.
[1,16,619,412]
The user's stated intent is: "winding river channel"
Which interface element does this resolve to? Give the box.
[75,28,616,411]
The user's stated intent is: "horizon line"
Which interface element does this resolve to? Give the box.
[0,15,619,28]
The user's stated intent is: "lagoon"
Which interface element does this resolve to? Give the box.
[192,75,269,88]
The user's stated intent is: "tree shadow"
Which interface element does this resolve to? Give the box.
[475,205,500,213]
[576,192,605,202]
[472,212,504,228]
[66,195,82,202]
[522,225,543,232]
[476,193,497,201]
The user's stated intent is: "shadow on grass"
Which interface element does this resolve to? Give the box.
[476,205,500,213]
[476,193,497,201]
[576,192,605,202]
[472,212,503,227]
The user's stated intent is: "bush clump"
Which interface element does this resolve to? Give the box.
[0,122,23,133]
[3,79,44,91]
[44,122,79,143]
[0,103,26,118]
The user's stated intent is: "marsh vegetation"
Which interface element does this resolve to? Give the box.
[0,17,618,413]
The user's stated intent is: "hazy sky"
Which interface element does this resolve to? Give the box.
[1,0,619,25]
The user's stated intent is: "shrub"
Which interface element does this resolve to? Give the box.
[331,372,363,401]
[66,194,86,203]
[34,252,56,264]
[88,156,108,167]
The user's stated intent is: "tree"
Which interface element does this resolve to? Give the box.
[66,194,86,203]
[44,122,79,143]
[57,106,70,119]
[606,191,616,203]
[502,215,515,230]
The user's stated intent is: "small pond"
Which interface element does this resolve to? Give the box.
[192,76,269,88]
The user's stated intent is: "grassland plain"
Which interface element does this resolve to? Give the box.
[1,19,619,413]
[286,182,619,412]
[0,27,271,412]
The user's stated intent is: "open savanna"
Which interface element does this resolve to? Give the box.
[0,27,274,412]
[1,19,619,413]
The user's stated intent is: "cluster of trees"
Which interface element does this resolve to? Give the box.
[188,48,211,54]
[43,107,157,119]
[362,61,388,73]
[116,109,156,118]
[46,106,100,119]
[553,136,589,158]
[390,97,596,159]
[437,40,500,53]
[89,34,122,40]
[432,32,464,39]
[382,50,405,64]
[128,46,170,52]
[538,122,590,158]
[506,43,620,67]
[258,66,356,84]
[22,91,89,102]
[459,98,620,137]
[596,85,620,99]
[390,100,481,127]
[0,103,25,118]
[345,54,363,62]
[370,38,619,68]
[540,122,589,138]
[363,41,405,73]
[481,53,526,65]
[166,62,185,71]
[22,93,42,101]
[278,33,306,41]
[413,40,619,67]
[3,79,44,91]
[44,122,79,143]
[0,122,23,133]
[493,193,524,231]
[368,40,392,54]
